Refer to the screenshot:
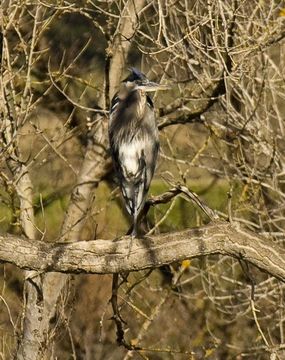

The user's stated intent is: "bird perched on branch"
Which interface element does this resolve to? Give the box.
[109,68,168,240]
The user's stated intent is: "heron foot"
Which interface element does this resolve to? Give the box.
[127,233,136,258]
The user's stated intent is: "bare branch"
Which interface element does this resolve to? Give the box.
[1,221,285,283]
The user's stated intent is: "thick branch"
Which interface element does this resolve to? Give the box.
[1,221,285,282]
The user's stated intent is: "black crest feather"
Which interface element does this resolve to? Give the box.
[124,67,147,82]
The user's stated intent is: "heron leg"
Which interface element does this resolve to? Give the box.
[127,213,138,258]
[131,215,138,237]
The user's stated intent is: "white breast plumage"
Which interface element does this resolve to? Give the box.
[119,139,144,176]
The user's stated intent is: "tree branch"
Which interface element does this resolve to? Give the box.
[1,221,285,282]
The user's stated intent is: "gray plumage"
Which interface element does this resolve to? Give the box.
[109,68,163,238]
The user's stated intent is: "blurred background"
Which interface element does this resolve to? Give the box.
[1,0,285,359]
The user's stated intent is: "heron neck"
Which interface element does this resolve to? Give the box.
[134,90,147,120]
[118,89,147,121]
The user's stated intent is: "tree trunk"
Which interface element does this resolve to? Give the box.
[15,1,146,357]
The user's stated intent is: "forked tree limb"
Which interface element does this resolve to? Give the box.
[1,221,285,282]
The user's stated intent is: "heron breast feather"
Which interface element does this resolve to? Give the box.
[119,140,146,178]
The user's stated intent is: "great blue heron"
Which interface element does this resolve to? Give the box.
[109,68,168,240]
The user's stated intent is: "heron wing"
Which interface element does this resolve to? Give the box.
[112,136,158,217]
[118,140,147,216]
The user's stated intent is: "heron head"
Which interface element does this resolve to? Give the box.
[123,68,169,92]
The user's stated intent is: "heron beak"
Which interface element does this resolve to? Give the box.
[137,81,170,92]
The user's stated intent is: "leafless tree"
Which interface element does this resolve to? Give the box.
[1,0,285,359]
